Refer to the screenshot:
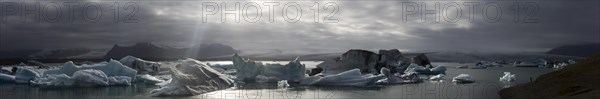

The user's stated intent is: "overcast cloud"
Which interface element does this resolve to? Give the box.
[0,0,598,53]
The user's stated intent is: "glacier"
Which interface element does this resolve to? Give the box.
[300,69,385,87]
[452,74,474,84]
[119,56,161,75]
[499,72,516,83]
[150,58,234,96]
[232,54,306,83]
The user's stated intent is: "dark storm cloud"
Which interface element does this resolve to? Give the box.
[0,0,598,53]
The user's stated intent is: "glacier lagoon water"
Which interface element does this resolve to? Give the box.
[0,62,555,99]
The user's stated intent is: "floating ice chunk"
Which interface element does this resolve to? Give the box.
[475,61,502,67]
[150,58,234,96]
[31,69,132,87]
[108,76,132,85]
[0,68,11,75]
[31,74,74,87]
[452,74,474,84]
[73,69,110,86]
[430,74,445,81]
[45,60,137,80]
[136,74,164,84]
[0,73,15,83]
[300,69,385,87]
[380,68,422,84]
[430,66,446,74]
[14,67,41,83]
[513,59,547,67]
[567,60,576,64]
[119,56,160,75]
[277,80,290,88]
[404,64,446,75]
[232,54,263,81]
[499,72,516,83]
[233,54,306,82]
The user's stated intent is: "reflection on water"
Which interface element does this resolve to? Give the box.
[0,62,555,99]
[0,83,159,99]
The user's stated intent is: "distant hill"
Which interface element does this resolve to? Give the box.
[546,44,600,57]
[499,52,600,98]
[103,42,238,59]
[0,48,90,59]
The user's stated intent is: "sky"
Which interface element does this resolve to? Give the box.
[0,0,599,53]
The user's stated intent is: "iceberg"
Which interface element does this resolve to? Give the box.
[299,69,385,87]
[0,73,15,83]
[44,60,137,80]
[316,50,380,75]
[499,72,516,83]
[475,61,502,67]
[72,69,110,86]
[378,68,422,84]
[119,56,161,75]
[376,49,410,74]
[135,74,165,84]
[31,69,133,87]
[404,64,446,75]
[14,67,41,83]
[233,54,306,82]
[277,80,290,88]
[150,59,234,96]
[452,74,474,84]
[31,74,74,87]
[412,53,432,67]
[0,67,11,75]
[513,59,547,67]
[429,74,445,81]
[108,76,132,85]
